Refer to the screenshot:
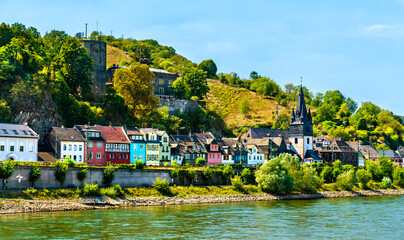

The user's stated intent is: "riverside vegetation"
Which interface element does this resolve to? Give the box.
[0,153,403,202]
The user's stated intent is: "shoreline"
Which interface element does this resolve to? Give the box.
[1,189,404,215]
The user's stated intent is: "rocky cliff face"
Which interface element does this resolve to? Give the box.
[12,93,60,146]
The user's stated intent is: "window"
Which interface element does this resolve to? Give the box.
[88,142,93,148]
[79,155,82,161]
[90,153,94,159]
[69,145,72,151]
[20,146,24,152]
[140,145,144,150]
[10,145,14,151]
[307,138,310,144]
[113,154,116,159]
[163,137,167,142]
[97,142,103,148]
[79,145,82,151]
[74,145,77,151]
[63,144,66,150]
[134,154,137,159]
[74,155,77,161]
[134,145,137,151]
[140,154,143,160]
[119,154,122,159]
[159,88,164,94]
[159,79,164,85]
[97,153,101,159]
[295,138,298,144]
[0,145,4,151]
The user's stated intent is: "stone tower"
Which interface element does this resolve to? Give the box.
[289,86,313,161]
[80,40,108,99]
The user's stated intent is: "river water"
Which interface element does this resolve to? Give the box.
[0,195,403,239]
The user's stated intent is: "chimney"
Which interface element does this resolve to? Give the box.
[109,122,112,127]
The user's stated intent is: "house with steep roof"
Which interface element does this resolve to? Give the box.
[242,138,267,166]
[48,127,85,162]
[126,128,146,164]
[222,138,247,165]
[75,125,106,165]
[96,125,130,164]
[377,150,403,166]
[316,140,358,166]
[193,132,222,166]
[170,135,206,165]
[140,128,170,166]
[0,123,39,162]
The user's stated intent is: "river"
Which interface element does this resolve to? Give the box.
[0,195,403,239]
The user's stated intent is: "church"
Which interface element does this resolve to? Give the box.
[243,86,322,163]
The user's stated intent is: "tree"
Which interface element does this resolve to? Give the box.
[255,155,294,194]
[250,71,260,79]
[171,77,190,99]
[203,166,214,185]
[77,168,88,187]
[336,170,356,190]
[223,164,234,185]
[181,68,209,99]
[29,165,42,187]
[198,59,217,78]
[103,164,116,186]
[113,63,158,121]
[239,98,251,116]
[195,158,206,166]
[0,160,15,190]
[241,168,253,184]
[356,168,371,189]
[284,83,293,94]
[57,37,94,99]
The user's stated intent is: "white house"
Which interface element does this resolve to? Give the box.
[49,127,85,162]
[246,145,265,166]
[0,123,39,161]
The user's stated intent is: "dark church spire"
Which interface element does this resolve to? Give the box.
[291,86,312,125]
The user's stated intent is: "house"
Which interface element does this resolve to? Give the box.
[158,130,171,165]
[217,139,234,165]
[222,138,247,166]
[0,123,39,161]
[75,125,106,165]
[48,127,85,162]
[170,135,206,165]
[150,68,178,96]
[242,139,266,166]
[126,128,146,164]
[377,150,403,166]
[96,125,130,164]
[140,128,161,166]
[316,140,358,166]
[193,133,222,166]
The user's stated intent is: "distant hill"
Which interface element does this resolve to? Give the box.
[106,45,133,68]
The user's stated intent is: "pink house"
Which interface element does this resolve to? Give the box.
[207,139,222,165]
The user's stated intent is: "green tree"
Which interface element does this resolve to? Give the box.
[255,155,294,194]
[103,164,116,186]
[198,59,217,78]
[320,165,333,183]
[77,168,88,187]
[182,68,209,99]
[57,37,94,99]
[223,164,234,185]
[356,168,372,189]
[250,71,260,79]
[239,98,251,116]
[241,168,253,184]
[378,155,394,180]
[336,170,356,190]
[29,165,42,187]
[113,63,158,121]
[171,77,190,99]
[195,158,206,166]
[0,160,15,189]
[203,166,214,185]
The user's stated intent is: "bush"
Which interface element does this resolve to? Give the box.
[382,177,392,189]
[81,184,101,197]
[367,180,386,189]
[223,164,234,185]
[135,160,145,169]
[100,185,123,198]
[54,161,68,188]
[335,170,356,191]
[77,168,88,184]
[187,168,197,184]
[195,158,206,166]
[255,156,293,194]
[153,177,170,195]
[0,160,15,189]
[392,166,404,187]
[231,175,244,192]
[356,169,372,189]
[29,165,42,187]
[241,168,254,184]
[203,166,214,184]
[64,156,76,167]
[103,164,116,186]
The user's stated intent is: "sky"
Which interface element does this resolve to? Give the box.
[1,0,404,115]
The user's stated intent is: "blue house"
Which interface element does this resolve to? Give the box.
[126,128,146,164]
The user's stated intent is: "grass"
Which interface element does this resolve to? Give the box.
[206,79,291,128]
[106,45,133,68]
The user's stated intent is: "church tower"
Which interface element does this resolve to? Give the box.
[289,86,313,161]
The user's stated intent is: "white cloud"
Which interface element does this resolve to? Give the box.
[363,24,396,33]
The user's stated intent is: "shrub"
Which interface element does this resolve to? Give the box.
[77,168,88,186]
[392,166,404,187]
[241,168,254,184]
[170,168,180,184]
[223,164,234,185]
[335,170,356,191]
[113,184,124,196]
[356,169,372,189]
[290,164,322,193]
[54,161,68,188]
[103,164,116,186]
[0,160,15,189]
[29,165,42,187]
[100,187,119,198]
[255,156,293,194]
[382,177,392,189]
[172,159,178,166]
[135,160,145,169]
[64,156,76,167]
[195,158,206,166]
[367,180,385,189]
[187,168,197,184]
[81,184,101,197]
[203,166,214,184]
[320,166,333,183]
[153,177,170,195]
[231,175,244,192]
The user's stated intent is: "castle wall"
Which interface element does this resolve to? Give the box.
[159,96,202,114]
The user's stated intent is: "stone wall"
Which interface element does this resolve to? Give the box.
[0,166,172,190]
[159,96,203,114]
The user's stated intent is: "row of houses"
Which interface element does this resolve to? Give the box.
[1,87,403,167]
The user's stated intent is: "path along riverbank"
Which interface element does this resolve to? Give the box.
[1,189,404,215]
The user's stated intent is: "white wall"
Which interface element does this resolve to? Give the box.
[0,137,38,161]
[247,146,265,166]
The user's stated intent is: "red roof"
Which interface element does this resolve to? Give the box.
[95,125,130,143]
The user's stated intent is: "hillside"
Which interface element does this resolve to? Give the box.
[206,79,290,128]
[106,45,133,67]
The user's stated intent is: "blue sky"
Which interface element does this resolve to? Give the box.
[1,0,404,115]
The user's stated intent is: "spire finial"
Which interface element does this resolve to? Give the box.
[300,76,302,87]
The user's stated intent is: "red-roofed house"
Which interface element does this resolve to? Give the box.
[96,125,130,164]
